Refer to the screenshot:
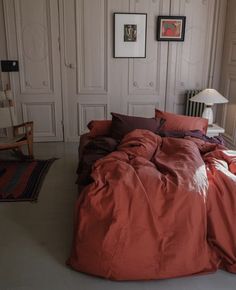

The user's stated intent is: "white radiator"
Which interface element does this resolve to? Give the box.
[185,90,205,117]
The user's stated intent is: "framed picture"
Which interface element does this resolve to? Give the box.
[113,13,147,58]
[157,16,186,41]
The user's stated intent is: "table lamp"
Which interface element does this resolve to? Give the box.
[190,88,228,125]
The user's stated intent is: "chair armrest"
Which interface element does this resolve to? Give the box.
[13,122,33,137]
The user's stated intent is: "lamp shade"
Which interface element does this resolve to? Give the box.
[190,89,228,105]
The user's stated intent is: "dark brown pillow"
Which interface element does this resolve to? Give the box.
[111,112,165,140]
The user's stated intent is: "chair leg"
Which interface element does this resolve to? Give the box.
[13,148,25,160]
[27,139,34,159]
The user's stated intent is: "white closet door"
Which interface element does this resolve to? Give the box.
[61,0,169,141]
[3,0,63,142]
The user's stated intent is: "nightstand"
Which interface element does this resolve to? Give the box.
[206,124,225,137]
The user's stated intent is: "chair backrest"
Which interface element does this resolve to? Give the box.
[0,100,15,129]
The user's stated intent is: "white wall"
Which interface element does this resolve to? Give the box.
[61,0,169,141]
[61,0,226,141]
[217,0,236,149]
[2,0,64,142]
[0,0,227,142]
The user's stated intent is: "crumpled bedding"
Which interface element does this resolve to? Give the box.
[76,136,118,185]
[69,129,236,280]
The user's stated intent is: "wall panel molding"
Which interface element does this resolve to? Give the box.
[210,0,227,90]
[78,103,108,134]
[14,0,54,94]
[3,0,63,142]
[166,0,217,114]
[218,0,236,149]
[128,0,166,97]
[229,40,236,65]
[128,102,159,117]
[22,102,56,137]
[222,75,236,145]
[76,0,108,95]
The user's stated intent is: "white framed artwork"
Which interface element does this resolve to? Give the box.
[113,13,147,58]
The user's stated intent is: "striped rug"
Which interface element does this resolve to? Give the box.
[0,159,56,202]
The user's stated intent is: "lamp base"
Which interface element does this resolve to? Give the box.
[202,106,213,125]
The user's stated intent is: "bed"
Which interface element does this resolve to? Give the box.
[68,111,236,281]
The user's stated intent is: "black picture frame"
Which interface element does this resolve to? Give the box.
[113,13,147,58]
[157,16,186,42]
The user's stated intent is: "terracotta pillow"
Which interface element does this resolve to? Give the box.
[155,109,208,134]
[111,112,165,140]
[87,120,112,137]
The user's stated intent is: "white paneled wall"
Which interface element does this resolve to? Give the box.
[2,0,64,142]
[0,0,226,142]
[217,0,236,149]
[166,0,216,113]
[62,0,170,140]
[61,0,226,141]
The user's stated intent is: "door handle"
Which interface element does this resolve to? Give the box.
[65,63,76,69]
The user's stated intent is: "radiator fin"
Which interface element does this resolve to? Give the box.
[185,90,205,117]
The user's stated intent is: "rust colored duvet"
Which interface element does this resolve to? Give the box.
[68,129,236,280]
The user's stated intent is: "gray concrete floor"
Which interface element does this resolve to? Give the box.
[0,142,235,290]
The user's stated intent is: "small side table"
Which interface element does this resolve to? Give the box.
[206,124,225,137]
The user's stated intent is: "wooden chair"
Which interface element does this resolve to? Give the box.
[0,97,34,159]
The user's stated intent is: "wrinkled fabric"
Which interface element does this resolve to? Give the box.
[159,129,225,145]
[68,129,236,281]
[76,136,118,185]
